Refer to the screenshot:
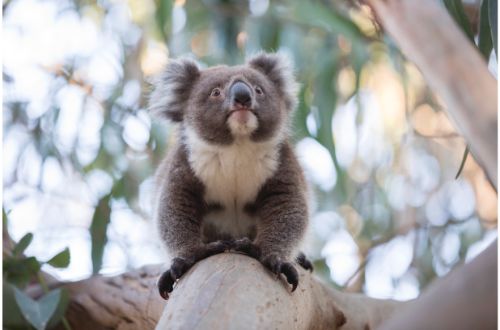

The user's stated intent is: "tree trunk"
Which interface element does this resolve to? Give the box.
[56,254,402,329]
[361,0,498,328]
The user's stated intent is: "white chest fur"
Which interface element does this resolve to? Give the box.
[185,128,280,237]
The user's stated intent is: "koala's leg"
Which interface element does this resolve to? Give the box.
[251,151,308,292]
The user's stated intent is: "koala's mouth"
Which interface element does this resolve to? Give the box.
[226,107,257,119]
[226,105,259,133]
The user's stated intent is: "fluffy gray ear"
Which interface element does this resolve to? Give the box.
[247,52,299,111]
[149,58,200,122]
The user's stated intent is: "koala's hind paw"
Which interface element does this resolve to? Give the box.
[261,254,299,292]
[296,252,314,272]
[157,257,193,300]
[232,237,261,259]
[199,240,232,259]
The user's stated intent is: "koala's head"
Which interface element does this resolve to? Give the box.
[149,53,298,145]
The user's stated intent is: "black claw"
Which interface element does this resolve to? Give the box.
[261,255,299,292]
[296,252,314,272]
[157,270,175,300]
[280,262,299,292]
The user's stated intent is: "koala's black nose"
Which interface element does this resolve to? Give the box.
[230,81,252,107]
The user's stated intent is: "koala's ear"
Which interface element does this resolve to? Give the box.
[247,52,299,111]
[149,58,200,122]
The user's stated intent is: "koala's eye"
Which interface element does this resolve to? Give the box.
[210,88,221,97]
[255,86,264,95]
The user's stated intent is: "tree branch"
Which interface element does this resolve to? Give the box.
[379,240,497,330]
[57,254,402,330]
[157,254,401,329]
[60,265,165,330]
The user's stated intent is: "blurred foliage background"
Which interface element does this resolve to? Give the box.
[2,0,498,328]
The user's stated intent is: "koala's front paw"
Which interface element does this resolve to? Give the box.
[158,257,193,299]
[261,254,299,292]
[157,241,232,300]
[232,237,261,259]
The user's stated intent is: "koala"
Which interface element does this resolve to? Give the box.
[150,53,313,300]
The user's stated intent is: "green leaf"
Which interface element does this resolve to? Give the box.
[155,0,172,41]
[4,256,41,287]
[90,194,112,274]
[291,1,366,43]
[443,0,475,42]
[12,233,33,257]
[479,0,493,59]
[13,287,61,330]
[3,207,8,228]
[46,247,70,268]
[489,0,498,56]
[455,146,469,179]
[292,86,312,141]
[3,282,30,329]
[46,288,70,329]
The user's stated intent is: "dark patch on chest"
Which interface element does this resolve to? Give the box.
[205,202,224,213]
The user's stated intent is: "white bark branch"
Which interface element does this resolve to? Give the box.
[379,240,497,330]
[57,254,402,330]
[157,254,401,330]
[61,265,166,330]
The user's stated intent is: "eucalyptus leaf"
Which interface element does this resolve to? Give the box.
[479,0,493,59]
[13,288,61,330]
[443,0,474,42]
[155,0,172,41]
[291,1,366,43]
[90,194,112,274]
[489,0,498,56]
[455,146,469,179]
[4,256,41,287]
[46,288,70,329]
[3,282,30,329]
[12,233,34,257]
[292,86,312,141]
[46,247,70,268]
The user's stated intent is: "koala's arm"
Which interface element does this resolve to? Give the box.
[155,144,229,299]
[253,143,308,261]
